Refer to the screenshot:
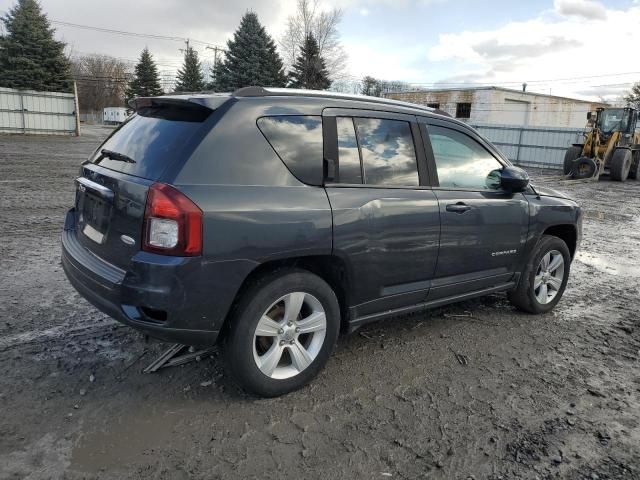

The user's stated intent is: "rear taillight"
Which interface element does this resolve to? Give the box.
[143,183,202,256]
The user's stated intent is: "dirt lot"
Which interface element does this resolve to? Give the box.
[0,126,639,479]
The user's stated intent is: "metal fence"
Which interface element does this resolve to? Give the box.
[471,123,583,170]
[0,87,79,135]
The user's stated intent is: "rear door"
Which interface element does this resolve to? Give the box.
[74,99,214,270]
[419,118,529,300]
[323,109,440,319]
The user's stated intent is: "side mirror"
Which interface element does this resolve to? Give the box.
[587,112,592,120]
[500,166,530,193]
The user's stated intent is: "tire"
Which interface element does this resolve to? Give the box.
[572,157,597,179]
[221,269,340,397]
[508,235,571,314]
[610,148,632,182]
[629,151,640,180]
[563,146,582,175]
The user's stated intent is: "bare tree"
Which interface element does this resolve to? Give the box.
[70,54,131,112]
[280,0,347,80]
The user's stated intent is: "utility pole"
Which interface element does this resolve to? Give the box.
[206,45,221,86]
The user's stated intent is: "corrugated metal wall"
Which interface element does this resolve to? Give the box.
[0,87,77,135]
[471,123,583,169]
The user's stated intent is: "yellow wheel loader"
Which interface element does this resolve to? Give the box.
[564,107,640,181]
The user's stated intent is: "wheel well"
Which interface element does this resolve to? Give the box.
[543,225,577,259]
[221,255,352,336]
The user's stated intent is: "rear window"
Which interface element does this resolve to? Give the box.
[90,106,210,180]
[257,115,323,185]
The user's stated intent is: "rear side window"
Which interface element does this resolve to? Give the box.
[91,106,211,180]
[354,118,419,186]
[257,116,323,185]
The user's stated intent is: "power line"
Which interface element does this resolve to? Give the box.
[51,19,226,52]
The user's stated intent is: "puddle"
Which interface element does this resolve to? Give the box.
[575,252,640,277]
[70,405,191,473]
[583,210,636,223]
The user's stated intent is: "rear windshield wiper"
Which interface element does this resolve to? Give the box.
[100,149,136,164]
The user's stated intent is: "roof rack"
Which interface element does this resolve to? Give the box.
[232,86,452,117]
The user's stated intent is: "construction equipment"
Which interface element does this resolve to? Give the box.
[564,107,640,181]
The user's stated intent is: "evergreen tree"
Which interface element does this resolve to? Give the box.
[213,12,287,91]
[625,82,640,109]
[0,0,72,92]
[125,48,163,102]
[288,34,331,90]
[174,46,205,92]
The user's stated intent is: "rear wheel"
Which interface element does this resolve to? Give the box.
[610,148,632,181]
[629,151,640,180]
[508,235,571,314]
[563,146,582,175]
[222,269,340,397]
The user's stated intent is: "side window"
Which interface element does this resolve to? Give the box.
[336,117,362,184]
[428,125,503,190]
[354,118,419,186]
[257,115,323,185]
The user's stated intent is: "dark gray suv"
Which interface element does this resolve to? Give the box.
[62,87,582,396]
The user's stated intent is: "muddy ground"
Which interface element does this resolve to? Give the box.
[0,126,639,480]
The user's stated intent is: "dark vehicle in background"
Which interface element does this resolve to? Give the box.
[62,87,582,396]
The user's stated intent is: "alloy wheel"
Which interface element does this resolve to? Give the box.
[253,292,327,379]
[533,249,565,304]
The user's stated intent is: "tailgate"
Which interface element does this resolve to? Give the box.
[74,165,151,270]
[72,96,216,269]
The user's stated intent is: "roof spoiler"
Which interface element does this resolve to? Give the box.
[128,96,214,112]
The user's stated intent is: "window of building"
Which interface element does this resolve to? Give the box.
[336,117,363,184]
[257,115,323,185]
[455,103,472,119]
[428,125,502,190]
[427,103,440,109]
[354,118,419,186]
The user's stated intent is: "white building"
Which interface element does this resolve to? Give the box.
[386,87,607,128]
[103,107,129,125]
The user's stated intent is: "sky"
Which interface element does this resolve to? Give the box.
[1,0,639,101]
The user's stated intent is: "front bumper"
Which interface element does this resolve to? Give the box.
[61,209,220,346]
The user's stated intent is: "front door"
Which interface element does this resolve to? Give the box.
[420,120,529,300]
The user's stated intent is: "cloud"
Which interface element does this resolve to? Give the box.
[554,0,607,20]
[472,36,581,61]
[427,4,640,100]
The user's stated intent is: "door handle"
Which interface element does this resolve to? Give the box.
[446,202,472,213]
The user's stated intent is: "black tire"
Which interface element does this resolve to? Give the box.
[221,269,340,397]
[610,148,632,182]
[629,151,640,180]
[563,146,582,175]
[572,157,597,179]
[508,235,571,314]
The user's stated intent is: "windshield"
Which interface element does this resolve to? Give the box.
[597,109,630,134]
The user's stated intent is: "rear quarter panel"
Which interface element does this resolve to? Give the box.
[172,99,333,323]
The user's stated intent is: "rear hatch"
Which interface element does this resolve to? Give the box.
[73,97,219,270]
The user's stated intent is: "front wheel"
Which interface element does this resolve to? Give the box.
[222,269,340,397]
[508,235,571,314]
[563,146,582,175]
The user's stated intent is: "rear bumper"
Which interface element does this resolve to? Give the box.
[61,209,220,346]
